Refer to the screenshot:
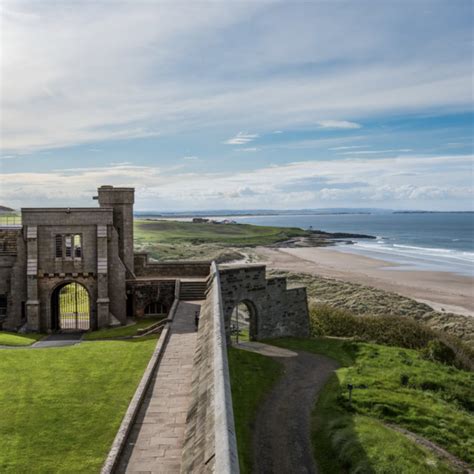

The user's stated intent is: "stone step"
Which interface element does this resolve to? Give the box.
[179,281,207,301]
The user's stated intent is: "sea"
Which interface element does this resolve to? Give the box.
[228,213,474,277]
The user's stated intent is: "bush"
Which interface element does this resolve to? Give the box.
[310,303,474,371]
[421,340,456,366]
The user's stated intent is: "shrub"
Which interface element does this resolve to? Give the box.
[310,303,474,371]
[421,340,457,366]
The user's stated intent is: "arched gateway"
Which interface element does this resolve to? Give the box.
[51,282,91,331]
[230,300,258,342]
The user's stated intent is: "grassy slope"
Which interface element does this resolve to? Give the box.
[83,317,161,340]
[0,331,44,346]
[0,212,20,225]
[275,270,474,345]
[134,219,307,261]
[270,337,473,471]
[0,338,156,473]
[228,346,283,474]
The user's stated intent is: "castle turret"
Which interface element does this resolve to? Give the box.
[95,186,135,274]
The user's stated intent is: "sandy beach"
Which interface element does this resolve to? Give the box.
[257,246,474,317]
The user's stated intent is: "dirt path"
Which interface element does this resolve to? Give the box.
[238,341,339,474]
[386,424,474,474]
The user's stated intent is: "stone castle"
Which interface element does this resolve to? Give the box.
[0,185,309,340]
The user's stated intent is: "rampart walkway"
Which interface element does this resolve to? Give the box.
[117,301,200,474]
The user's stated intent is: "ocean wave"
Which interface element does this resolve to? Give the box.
[350,241,474,265]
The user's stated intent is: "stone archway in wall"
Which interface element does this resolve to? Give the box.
[230,299,258,343]
[51,281,91,331]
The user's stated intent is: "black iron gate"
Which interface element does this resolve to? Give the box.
[58,282,90,331]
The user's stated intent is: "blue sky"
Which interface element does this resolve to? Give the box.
[1,0,473,211]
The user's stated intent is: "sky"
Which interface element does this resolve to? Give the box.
[0,0,473,211]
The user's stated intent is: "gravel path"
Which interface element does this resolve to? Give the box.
[238,341,339,474]
[0,332,84,349]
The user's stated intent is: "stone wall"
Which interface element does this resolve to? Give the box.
[181,263,239,474]
[0,230,26,330]
[126,279,176,317]
[134,253,211,278]
[218,264,309,340]
[107,228,127,324]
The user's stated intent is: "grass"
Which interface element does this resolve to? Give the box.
[0,338,157,473]
[134,218,307,261]
[309,303,474,370]
[83,317,162,340]
[274,270,474,345]
[270,337,474,471]
[0,212,20,225]
[228,346,284,474]
[0,331,44,346]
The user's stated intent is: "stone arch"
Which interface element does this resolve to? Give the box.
[230,299,258,342]
[51,281,91,331]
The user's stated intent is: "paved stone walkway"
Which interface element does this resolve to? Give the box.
[117,301,200,474]
[0,332,84,350]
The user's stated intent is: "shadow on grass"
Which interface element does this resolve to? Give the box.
[313,372,375,473]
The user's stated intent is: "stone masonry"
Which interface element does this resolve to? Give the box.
[0,185,309,341]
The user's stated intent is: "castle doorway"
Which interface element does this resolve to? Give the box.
[230,300,258,343]
[51,282,91,331]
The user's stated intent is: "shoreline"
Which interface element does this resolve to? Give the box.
[256,246,474,317]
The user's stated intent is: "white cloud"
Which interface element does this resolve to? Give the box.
[316,120,362,129]
[1,2,471,152]
[224,132,259,145]
[183,156,199,161]
[329,145,368,151]
[1,154,472,210]
[239,147,259,152]
[340,149,412,155]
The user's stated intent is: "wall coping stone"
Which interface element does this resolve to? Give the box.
[211,262,240,474]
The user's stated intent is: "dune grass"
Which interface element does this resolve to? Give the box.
[270,337,473,471]
[0,331,44,346]
[83,317,161,340]
[228,346,283,474]
[274,270,474,345]
[0,338,157,473]
[309,303,473,370]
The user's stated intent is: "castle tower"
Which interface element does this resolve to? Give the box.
[95,186,135,274]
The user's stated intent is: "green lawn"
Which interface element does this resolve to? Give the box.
[134,218,308,261]
[0,338,157,473]
[135,219,308,246]
[0,213,20,225]
[0,331,44,346]
[228,346,283,474]
[270,337,473,472]
[83,317,161,340]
